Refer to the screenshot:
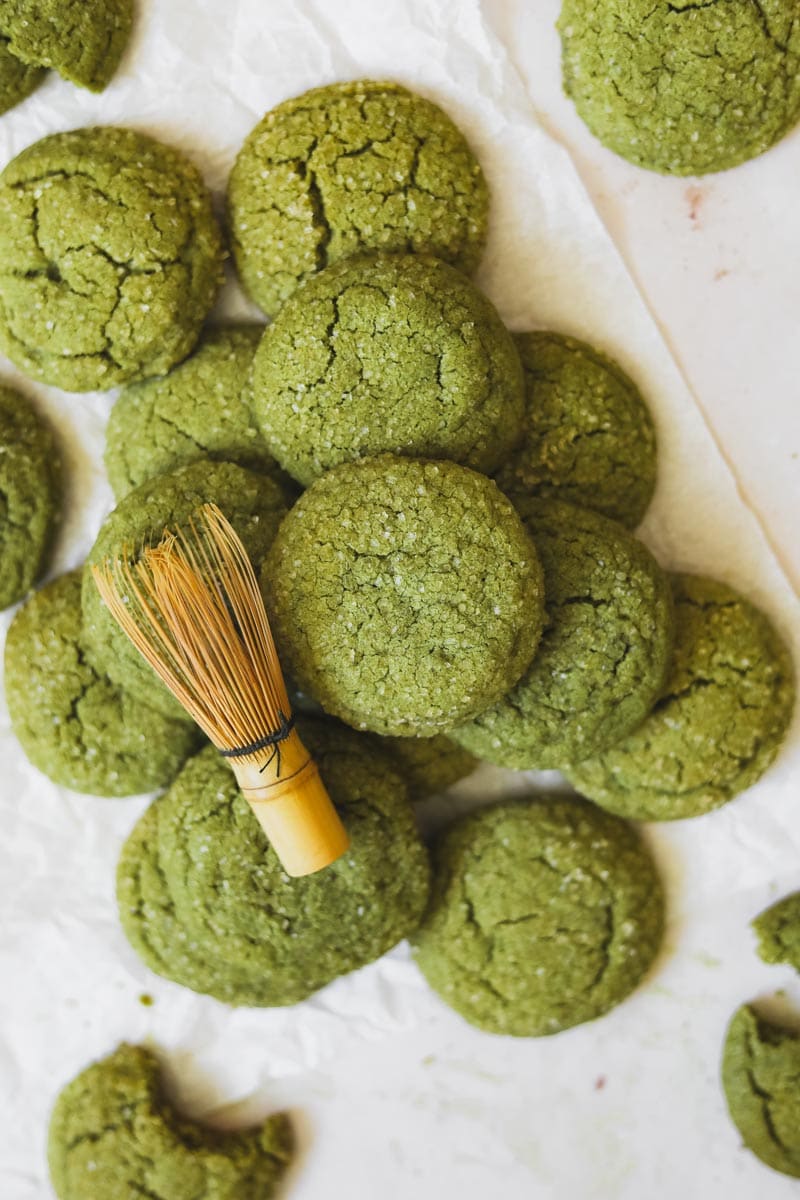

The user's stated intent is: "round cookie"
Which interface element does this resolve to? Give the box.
[0,126,224,392]
[754,892,800,974]
[412,796,664,1036]
[566,574,796,820]
[228,79,489,315]
[117,717,432,1006]
[104,324,291,500]
[48,1043,294,1200]
[0,383,60,610]
[559,0,800,176]
[451,499,674,770]
[0,35,45,114]
[82,459,288,722]
[722,1004,800,1178]
[262,456,545,737]
[494,331,657,528]
[5,573,200,796]
[376,733,477,800]
[251,253,525,485]
[0,0,133,92]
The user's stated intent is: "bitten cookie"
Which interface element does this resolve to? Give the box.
[82,459,288,721]
[559,0,800,175]
[566,574,795,820]
[228,79,489,314]
[494,331,656,528]
[251,253,524,485]
[0,383,60,610]
[48,1043,294,1200]
[104,324,288,499]
[412,796,664,1036]
[262,456,545,736]
[451,499,673,769]
[5,573,200,796]
[0,0,133,92]
[722,1004,800,1178]
[117,717,431,1006]
[0,127,224,391]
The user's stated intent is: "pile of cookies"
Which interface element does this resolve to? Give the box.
[0,68,797,1196]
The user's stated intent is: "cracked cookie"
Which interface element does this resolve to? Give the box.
[262,456,545,737]
[82,459,288,722]
[451,499,673,769]
[412,796,664,1036]
[722,1004,800,1178]
[228,79,489,315]
[104,324,291,500]
[251,252,524,485]
[0,383,60,610]
[5,572,200,796]
[566,574,795,819]
[375,733,478,800]
[559,0,800,175]
[0,0,132,93]
[48,1043,294,1200]
[494,331,656,528]
[753,892,800,973]
[0,35,44,114]
[117,717,431,1006]
[0,126,224,392]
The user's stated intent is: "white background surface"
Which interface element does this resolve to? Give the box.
[0,3,798,1199]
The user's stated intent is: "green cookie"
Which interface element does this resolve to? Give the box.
[0,126,224,392]
[452,499,673,769]
[559,0,800,175]
[0,35,45,114]
[494,332,657,528]
[262,456,545,737]
[82,459,288,722]
[104,324,291,500]
[0,383,60,610]
[375,733,477,800]
[0,0,133,92]
[722,1005,800,1178]
[566,574,796,820]
[5,573,200,796]
[251,253,524,486]
[117,717,431,1006]
[754,892,800,973]
[228,79,489,315]
[48,1043,294,1200]
[412,796,664,1036]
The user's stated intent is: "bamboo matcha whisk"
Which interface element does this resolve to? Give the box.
[91,502,350,877]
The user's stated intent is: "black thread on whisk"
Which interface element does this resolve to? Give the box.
[221,711,296,777]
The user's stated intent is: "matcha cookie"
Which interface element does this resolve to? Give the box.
[0,0,133,92]
[0,126,224,392]
[722,1004,800,1178]
[566,574,796,820]
[412,796,664,1036]
[0,35,44,114]
[48,1043,294,1200]
[118,717,431,1006]
[82,459,288,721]
[228,79,489,315]
[376,733,477,800]
[754,892,800,973]
[104,324,291,500]
[451,499,673,770]
[263,456,544,737]
[251,253,524,485]
[559,0,800,175]
[494,332,656,528]
[0,383,60,610]
[5,573,200,796]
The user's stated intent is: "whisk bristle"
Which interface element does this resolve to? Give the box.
[91,503,291,763]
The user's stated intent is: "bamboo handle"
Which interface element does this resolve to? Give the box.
[231,731,350,877]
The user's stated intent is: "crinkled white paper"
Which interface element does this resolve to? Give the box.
[0,2,798,1198]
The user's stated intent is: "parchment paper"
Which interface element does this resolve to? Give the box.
[1,2,798,1198]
